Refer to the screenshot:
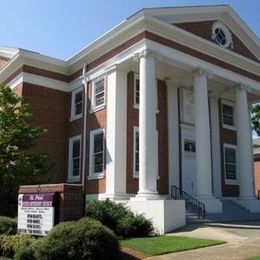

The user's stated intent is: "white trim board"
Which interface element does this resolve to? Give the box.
[7,72,70,92]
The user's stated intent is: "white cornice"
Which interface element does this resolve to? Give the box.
[0,46,19,59]
[7,72,69,92]
[0,50,68,85]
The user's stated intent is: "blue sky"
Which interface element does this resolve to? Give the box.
[0,0,259,60]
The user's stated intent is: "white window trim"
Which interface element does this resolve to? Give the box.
[91,76,106,113]
[211,21,233,49]
[88,128,105,179]
[222,99,236,131]
[70,87,83,121]
[133,126,139,178]
[223,143,238,185]
[67,135,82,182]
[134,73,140,109]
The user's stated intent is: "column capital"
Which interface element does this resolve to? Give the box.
[133,49,160,62]
[236,83,252,93]
[192,68,213,79]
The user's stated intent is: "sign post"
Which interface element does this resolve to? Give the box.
[18,193,56,236]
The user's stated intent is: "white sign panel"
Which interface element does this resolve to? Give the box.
[18,193,55,236]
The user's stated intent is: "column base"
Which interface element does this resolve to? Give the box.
[128,199,185,234]
[103,193,131,201]
[235,197,260,212]
[196,196,223,213]
[131,190,159,200]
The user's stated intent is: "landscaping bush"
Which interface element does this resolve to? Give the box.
[0,233,35,258]
[86,199,153,237]
[14,237,44,260]
[85,199,126,234]
[118,212,153,238]
[0,216,17,235]
[14,243,36,260]
[35,218,119,260]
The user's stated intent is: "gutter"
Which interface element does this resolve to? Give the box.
[82,63,88,193]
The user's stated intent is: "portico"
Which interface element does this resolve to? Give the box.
[126,42,259,213]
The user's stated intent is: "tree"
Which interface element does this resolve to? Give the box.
[0,86,51,216]
[252,104,260,136]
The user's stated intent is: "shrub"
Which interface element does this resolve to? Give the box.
[14,238,43,260]
[14,243,36,260]
[35,218,119,260]
[85,199,126,234]
[0,216,17,235]
[0,233,35,258]
[118,212,153,238]
[85,199,153,237]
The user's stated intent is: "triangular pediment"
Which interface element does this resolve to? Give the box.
[142,5,260,63]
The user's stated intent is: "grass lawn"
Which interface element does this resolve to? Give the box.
[121,236,225,257]
[249,257,260,260]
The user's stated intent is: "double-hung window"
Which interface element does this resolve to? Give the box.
[224,144,237,185]
[134,74,140,108]
[222,100,235,130]
[133,127,139,177]
[68,135,81,181]
[92,77,105,110]
[70,88,83,120]
[89,129,104,177]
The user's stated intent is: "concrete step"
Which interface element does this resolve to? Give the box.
[186,199,260,224]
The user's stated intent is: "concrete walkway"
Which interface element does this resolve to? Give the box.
[147,221,260,260]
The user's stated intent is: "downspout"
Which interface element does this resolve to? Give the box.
[82,63,88,194]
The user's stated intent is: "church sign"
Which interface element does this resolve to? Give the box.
[18,193,56,236]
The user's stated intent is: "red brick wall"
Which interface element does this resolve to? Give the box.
[20,78,107,195]
[126,72,169,194]
[254,160,260,197]
[84,80,107,194]
[218,100,239,196]
[22,83,69,183]
[19,184,84,221]
[176,21,259,63]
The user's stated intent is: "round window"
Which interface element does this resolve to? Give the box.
[212,21,233,49]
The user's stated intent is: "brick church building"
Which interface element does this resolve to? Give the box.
[1,5,260,232]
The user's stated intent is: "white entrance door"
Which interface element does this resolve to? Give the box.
[181,125,197,197]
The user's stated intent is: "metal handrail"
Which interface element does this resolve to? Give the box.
[170,185,206,219]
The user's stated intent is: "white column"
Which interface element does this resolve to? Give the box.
[209,95,222,197]
[193,69,222,213]
[193,69,213,198]
[166,79,180,192]
[235,85,255,198]
[136,49,158,198]
[105,67,128,200]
